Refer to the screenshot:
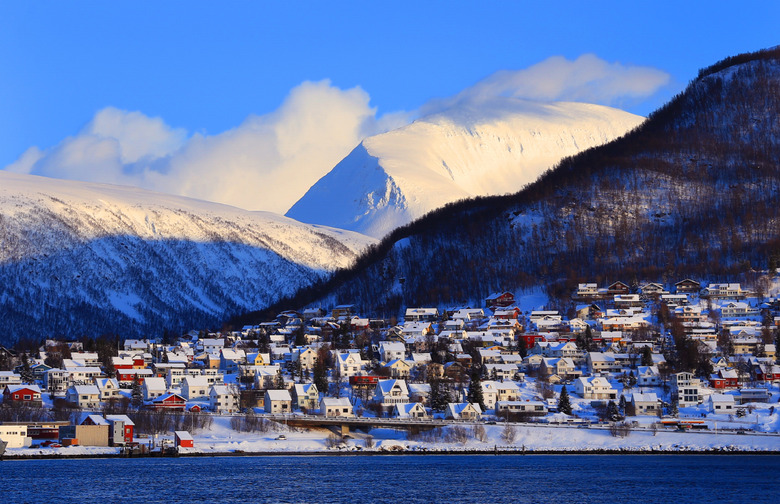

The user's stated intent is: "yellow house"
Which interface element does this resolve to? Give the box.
[246,352,270,366]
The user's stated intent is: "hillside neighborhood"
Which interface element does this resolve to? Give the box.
[2,277,780,454]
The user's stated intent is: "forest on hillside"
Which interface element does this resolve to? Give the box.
[231,48,780,325]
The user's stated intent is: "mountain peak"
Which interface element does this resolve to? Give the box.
[286,100,644,238]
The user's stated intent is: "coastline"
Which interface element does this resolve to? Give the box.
[5,445,780,460]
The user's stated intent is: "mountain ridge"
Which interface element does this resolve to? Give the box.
[0,171,375,342]
[238,47,780,323]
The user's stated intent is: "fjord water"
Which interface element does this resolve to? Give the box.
[3,454,777,503]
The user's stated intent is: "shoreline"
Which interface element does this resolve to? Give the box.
[4,446,780,460]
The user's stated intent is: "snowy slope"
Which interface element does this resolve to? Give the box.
[0,171,375,341]
[287,99,644,238]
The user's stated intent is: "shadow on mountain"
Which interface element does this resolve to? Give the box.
[232,47,780,324]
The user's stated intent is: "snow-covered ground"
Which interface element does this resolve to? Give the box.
[9,413,780,458]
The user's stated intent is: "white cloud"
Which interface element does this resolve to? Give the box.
[3,55,667,214]
[421,54,670,115]
[7,81,406,213]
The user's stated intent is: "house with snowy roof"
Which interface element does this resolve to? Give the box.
[182,375,210,400]
[630,392,660,416]
[94,377,121,401]
[209,385,239,413]
[383,359,412,379]
[405,307,439,322]
[374,379,409,406]
[379,341,406,363]
[66,384,101,409]
[336,352,364,377]
[293,383,319,410]
[393,402,428,419]
[219,348,246,373]
[708,393,735,414]
[573,376,616,401]
[445,402,482,420]
[143,377,167,401]
[264,389,292,414]
[320,397,354,417]
[3,384,42,405]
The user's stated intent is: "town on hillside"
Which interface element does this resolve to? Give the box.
[2,278,780,453]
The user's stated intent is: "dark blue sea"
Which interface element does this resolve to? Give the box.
[3,454,779,503]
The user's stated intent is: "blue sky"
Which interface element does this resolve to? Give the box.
[2,1,778,211]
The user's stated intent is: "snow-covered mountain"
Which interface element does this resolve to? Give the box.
[279,48,780,319]
[286,99,644,238]
[0,171,375,342]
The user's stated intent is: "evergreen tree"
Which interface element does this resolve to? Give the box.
[577,325,595,352]
[103,357,116,379]
[628,371,637,388]
[428,378,450,412]
[19,353,34,384]
[618,394,627,415]
[131,376,143,409]
[313,360,328,397]
[517,337,528,358]
[294,326,306,347]
[606,400,621,421]
[274,370,285,389]
[640,346,653,367]
[557,385,572,415]
[466,368,485,411]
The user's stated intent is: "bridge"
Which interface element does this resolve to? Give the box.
[261,414,451,436]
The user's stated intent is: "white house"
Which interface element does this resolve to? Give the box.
[181,376,210,400]
[143,377,167,402]
[320,397,354,417]
[393,402,428,419]
[292,383,319,411]
[405,307,439,322]
[445,402,482,420]
[630,392,660,416]
[264,389,293,414]
[94,378,121,401]
[374,379,410,406]
[66,384,101,409]
[209,385,239,413]
[574,376,617,400]
[636,366,661,387]
[379,342,406,363]
[336,352,364,377]
[708,393,735,414]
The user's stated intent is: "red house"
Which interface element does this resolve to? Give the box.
[152,393,187,411]
[106,415,135,445]
[517,334,546,349]
[486,292,515,309]
[175,430,194,448]
[755,365,780,383]
[493,307,521,320]
[606,281,630,296]
[3,384,42,404]
[116,368,153,386]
